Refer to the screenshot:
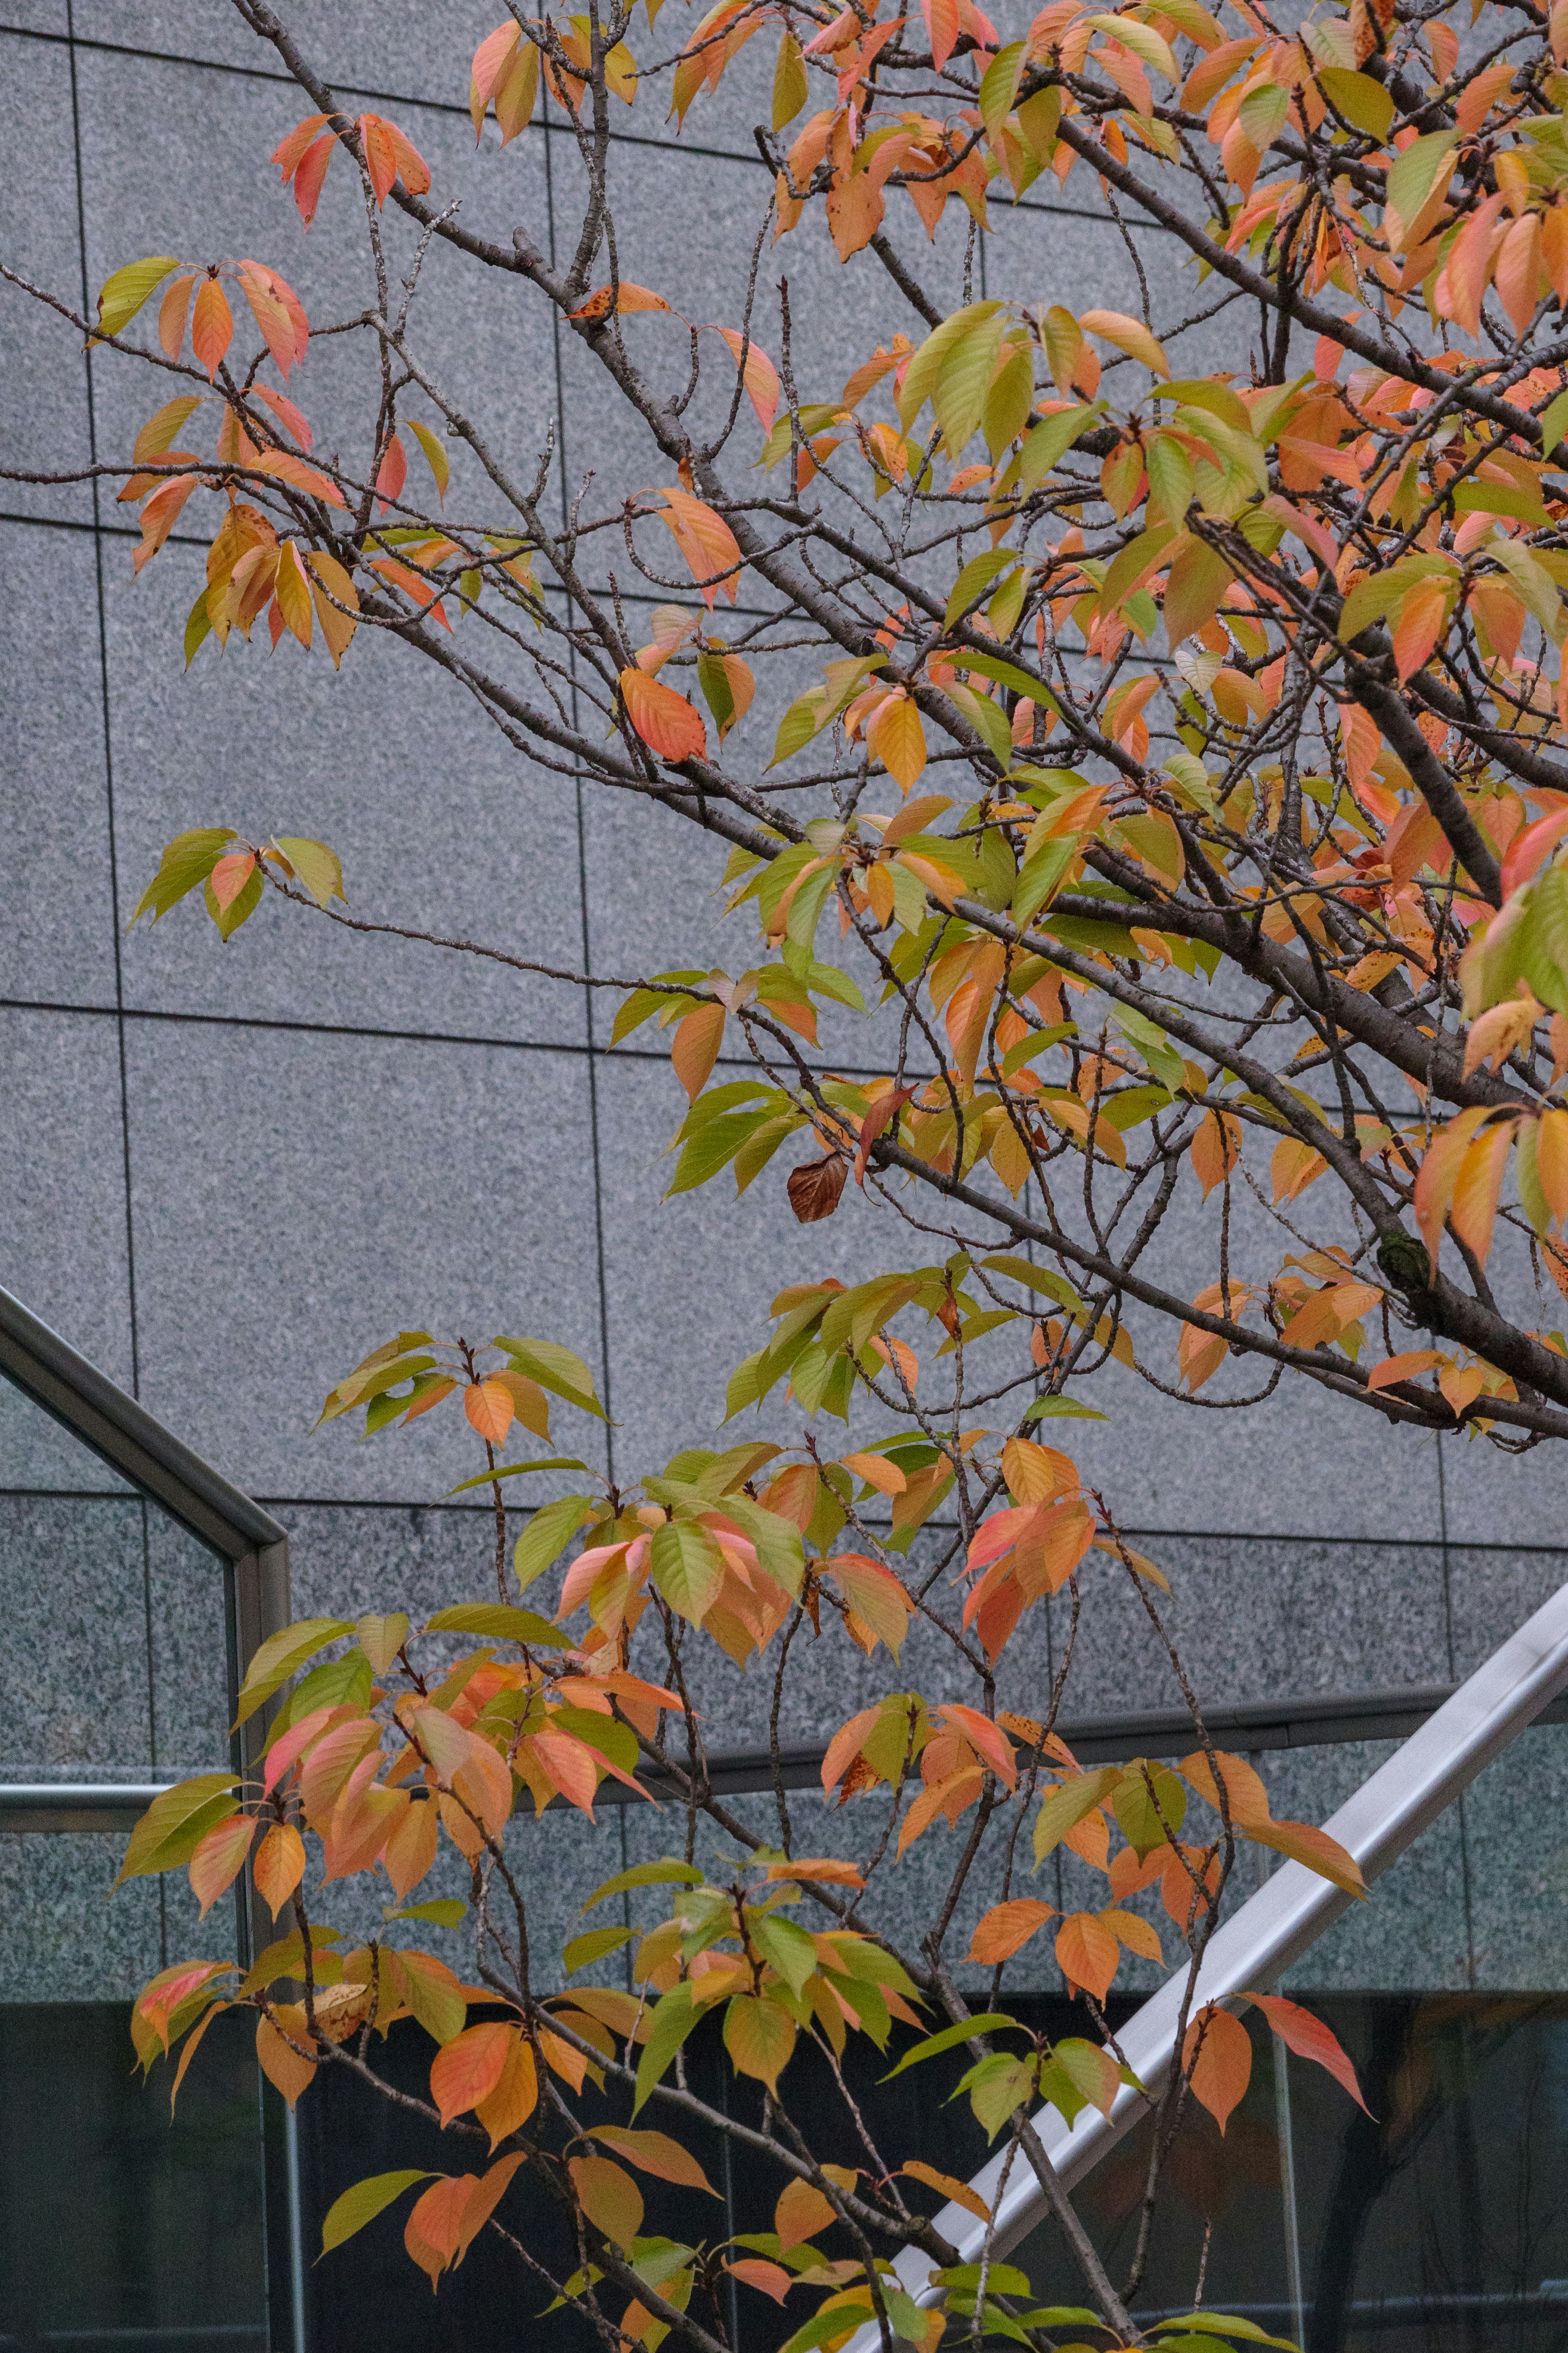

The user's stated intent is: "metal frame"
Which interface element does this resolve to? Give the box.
[0,1283,302,2352]
[844,1575,1568,2352]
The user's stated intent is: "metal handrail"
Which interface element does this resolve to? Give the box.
[843,1576,1568,2352]
[0,1284,287,1559]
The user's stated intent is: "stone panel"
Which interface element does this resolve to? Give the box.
[0,522,118,1009]
[123,1018,609,1501]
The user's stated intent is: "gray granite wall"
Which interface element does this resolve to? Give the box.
[4,2,1568,2001]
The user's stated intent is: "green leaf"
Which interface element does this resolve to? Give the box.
[320,2170,435,2255]
[494,1336,608,1420]
[95,255,181,339]
[425,1601,571,1646]
[978,39,1027,135]
[650,1518,726,1625]
[234,1617,354,1728]
[946,547,1020,631]
[769,685,832,767]
[879,2014,1023,2080]
[1315,65,1393,136]
[668,1109,770,1197]
[274,836,346,910]
[115,1774,241,1883]
[129,827,237,928]
[1002,402,1102,498]
[582,1858,706,1913]
[1108,1003,1187,1094]
[441,1456,590,1497]
[898,300,1004,434]
[633,1982,701,2115]
[564,1925,636,1974]
[1540,388,1568,459]
[981,1253,1088,1316]
[270,1648,373,1735]
[751,1911,818,1996]
[959,649,1053,703]
[513,1494,597,1593]
[383,1898,468,1928]
[1032,1766,1122,1862]
[1113,1761,1187,1858]
[1023,1395,1109,1422]
[407,419,450,499]
[1151,2320,1297,2349]
[184,587,212,668]
[1384,129,1457,240]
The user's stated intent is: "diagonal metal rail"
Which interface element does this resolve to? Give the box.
[844,1577,1568,2351]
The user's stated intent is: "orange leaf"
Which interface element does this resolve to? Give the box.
[188,1811,256,1917]
[776,2176,835,2248]
[714,327,781,430]
[568,2152,645,2248]
[252,1820,305,1918]
[1183,2003,1252,2132]
[191,278,233,381]
[430,2021,513,2128]
[474,2030,538,2149]
[1413,1105,1490,1262]
[924,0,960,70]
[729,2258,793,2302]
[671,1001,725,1101]
[1190,1108,1241,1198]
[1244,1989,1370,2111]
[1244,1815,1365,1896]
[1099,1905,1163,1963]
[1055,1910,1120,2002]
[935,1702,1017,1787]
[900,2159,990,2221]
[1450,1118,1516,1264]
[586,2126,719,2193]
[570,281,674,319]
[256,2007,316,2109]
[869,691,928,794]
[464,1377,515,1445]
[768,1856,864,1886]
[158,274,194,359]
[1391,577,1448,684]
[209,851,257,913]
[968,1897,1055,1963]
[620,667,707,762]
[725,1994,796,2093]
[1364,1349,1444,1393]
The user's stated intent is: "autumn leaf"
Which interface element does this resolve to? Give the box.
[786,1154,847,1223]
[1183,2003,1252,2132]
[620,667,707,761]
[968,1898,1055,1963]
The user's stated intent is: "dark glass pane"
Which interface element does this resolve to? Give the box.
[0,2003,267,2350]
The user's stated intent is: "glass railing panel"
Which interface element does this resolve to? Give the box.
[0,1367,269,2352]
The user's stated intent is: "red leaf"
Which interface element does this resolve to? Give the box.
[376,429,408,512]
[854,1085,915,1184]
[294,134,335,227]
[1245,1990,1370,2111]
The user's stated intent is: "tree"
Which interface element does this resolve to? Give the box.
[10,0,1568,2332]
